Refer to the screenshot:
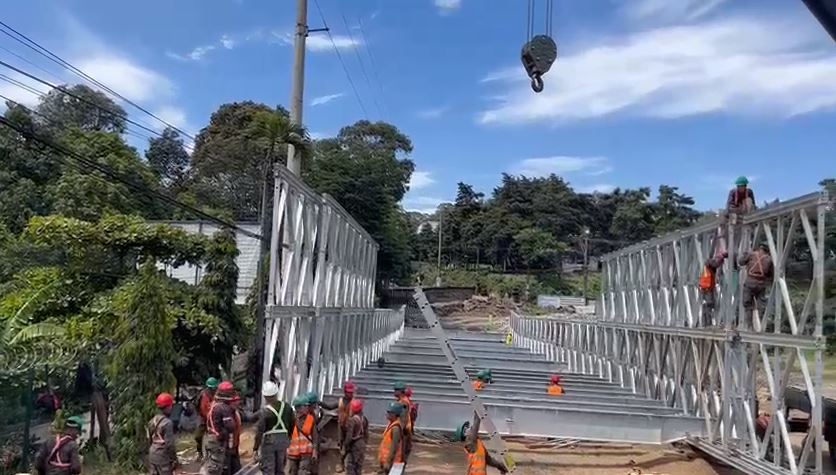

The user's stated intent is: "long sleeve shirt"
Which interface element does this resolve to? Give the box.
[147,414,178,467]
[727,188,756,212]
[208,401,236,443]
[342,413,369,449]
[253,400,295,452]
[737,250,774,286]
[34,435,82,475]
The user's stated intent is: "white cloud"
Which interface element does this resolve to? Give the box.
[408,171,436,190]
[624,0,727,22]
[403,196,448,214]
[310,93,344,106]
[0,70,49,108]
[434,0,462,14]
[309,131,330,140]
[479,14,836,125]
[576,183,617,194]
[221,35,237,50]
[416,106,448,119]
[167,44,216,61]
[154,106,189,130]
[513,156,612,177]
[75,55,174,103]
[303,34,361,52]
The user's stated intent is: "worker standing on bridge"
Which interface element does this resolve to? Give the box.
[699,251,728,327]
[393,381,414,463]
[738,243,774,330]
[317,382,355,473]
[727,176,756,214]
[147,393,179,475]
[34,415,83,475]
[226,393,257,475]
[286,394,318,475]
[547,375,564,396]
[254,381,294,475]
[194,376,219,460]
[455,412,508,475]
[202,381,236,475]
[378,402,405,474]
[473,369,492,391]
[341,399,368,475]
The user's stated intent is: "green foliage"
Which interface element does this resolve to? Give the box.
[106,264,176,466]
[145,127,190,194]
[35,84,127,134]
[512,228,566,270]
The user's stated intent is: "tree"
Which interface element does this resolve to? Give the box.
[610,188,655,243]
[36,85,127,134]
[306,121,415,283]
[413,224,438,262]
[653,185,701,233]
[146,127,190,193]
[188,102,283,219]
[513,228,565,270]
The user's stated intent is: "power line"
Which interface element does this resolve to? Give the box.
[0,20,196,142]
[311,0,369,119]
[0,114,264,241]
[356,17,389,119]
[339,12,383,118]
[0,43,65,84]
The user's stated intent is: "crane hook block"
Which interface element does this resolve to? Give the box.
[521,35,557,93]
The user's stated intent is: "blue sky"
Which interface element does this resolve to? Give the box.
[1,0,834,214]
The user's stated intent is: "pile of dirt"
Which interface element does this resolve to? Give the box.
[434,295,517,332]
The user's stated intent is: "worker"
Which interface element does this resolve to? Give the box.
[547,375,564,396]
[472,369,492,391]
[286,394,318,475]
[34,415,83,475]
[201,381,236,475]
[227,393,257,475]
[738,243,774,330]
[341,399,369,475]
[393,381,413,462]
[147,393,179,475]
[699,251,728,327]
[727,176,756,214]
[455,412,508,475]
[194,376,219,459]
[323,382,356,473]
[254,381,294,475]
[378,402,405,474]
[405,386,419,428]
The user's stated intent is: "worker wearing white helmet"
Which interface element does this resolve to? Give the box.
[254,381,295,475]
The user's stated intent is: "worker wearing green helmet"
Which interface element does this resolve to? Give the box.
[378,402,406,474]
[287,393,318,475]
[34,415,83,475]
[727,176,756,214]
[194,376,220,460]
[454,412,508,474]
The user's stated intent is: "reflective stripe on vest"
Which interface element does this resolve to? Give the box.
[378,419,404,466]
[232,411,242,448]
[48,435,73,468]
[207,402,220,436]
[287,414,315,457]
[264,401,288,435]
[699,265,715,291]
[466,439,488,475]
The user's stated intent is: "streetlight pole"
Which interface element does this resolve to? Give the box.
[435,212,443,287]
[582,228,590,305]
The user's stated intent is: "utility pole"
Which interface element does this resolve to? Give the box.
[582,228,590,305]
[286,0,309,175]
[435,212,443,287]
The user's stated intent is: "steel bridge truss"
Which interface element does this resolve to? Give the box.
[511,192,830,475]
[262,165,403,401]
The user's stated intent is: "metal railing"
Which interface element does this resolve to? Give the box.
[511,191,831,475]
[262,165,401,401]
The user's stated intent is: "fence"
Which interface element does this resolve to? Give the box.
[262,165,403,401]
[511,191,831,475]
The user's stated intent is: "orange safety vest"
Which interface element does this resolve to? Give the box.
[466,439,488,475]
[338,397,351,429]
[547,384,564,396]
[48,435,74,469]
[378,419,404,466]
[287,414,315,458]
[699,265,715,291]
[398,395,413,432]
[472,380,485,391]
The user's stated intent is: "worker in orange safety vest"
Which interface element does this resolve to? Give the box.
[393,381,414,463]
[286,394,318,475]
[377,402,405,474]
[472,369,492,391]
[547,375,564,396]
[699,251,727,327]
[455,412,508,475]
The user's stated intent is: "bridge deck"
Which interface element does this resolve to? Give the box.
[325,329,705,445]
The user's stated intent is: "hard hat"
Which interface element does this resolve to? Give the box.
[305,391,319,405]
[454,420,470,442]
[205,377,219,389]
[393,381,406,391]
[65,416,84,431]
[230,394,241,404]
[343,382,356,394]
[292,395,308,407]
[550,375,561,385]
[476,369,492,382]
[350,399,364,413]
[216,381,235,400]
[156,393,175,409]
[263,381,279,397]
[735,176,749,186]
[405,387,413,397]
[387,402,404,416]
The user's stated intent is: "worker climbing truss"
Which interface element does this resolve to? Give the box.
[511,191,831,475]
[262,165,403,401]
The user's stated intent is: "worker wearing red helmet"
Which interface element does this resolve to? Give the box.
[547,375,564,396]
[226,393,257,475]
[147,393,179,475]
[341,398,369,475]
[201,381,237,475]
[326,381,356,473]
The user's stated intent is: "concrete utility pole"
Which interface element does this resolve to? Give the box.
[435,213,443,287]
[582,228,590,305]
[286,0,309,175]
